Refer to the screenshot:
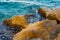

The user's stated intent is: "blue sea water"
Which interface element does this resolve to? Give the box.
[0,0,60,40]
[0,0,60,22]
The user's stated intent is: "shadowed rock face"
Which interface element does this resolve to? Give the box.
[13,20,60,40]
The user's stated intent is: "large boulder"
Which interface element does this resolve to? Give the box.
[13,21,49,40]
[13,20,59,40]
[4,15,28,31]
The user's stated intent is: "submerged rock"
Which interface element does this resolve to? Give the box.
[4,15,28,31]
[13,20,59,40]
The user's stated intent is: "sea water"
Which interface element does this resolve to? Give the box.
[0,0,60,40]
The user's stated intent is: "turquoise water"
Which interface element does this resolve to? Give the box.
[0,0,60,40]
[0,1,60,22]
[0,2,40,22]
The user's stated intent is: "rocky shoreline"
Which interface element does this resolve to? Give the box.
[4,8,60,40]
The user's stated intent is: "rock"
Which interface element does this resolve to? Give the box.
[53,8,60,21]
[57,24,60,33]
[13,20,59,40]
[13,23,49,40]
[38,8,60,23]
[4,15,28,31]
[38,8,52,17]
[54,33,60,40]
[46,8,60,22]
